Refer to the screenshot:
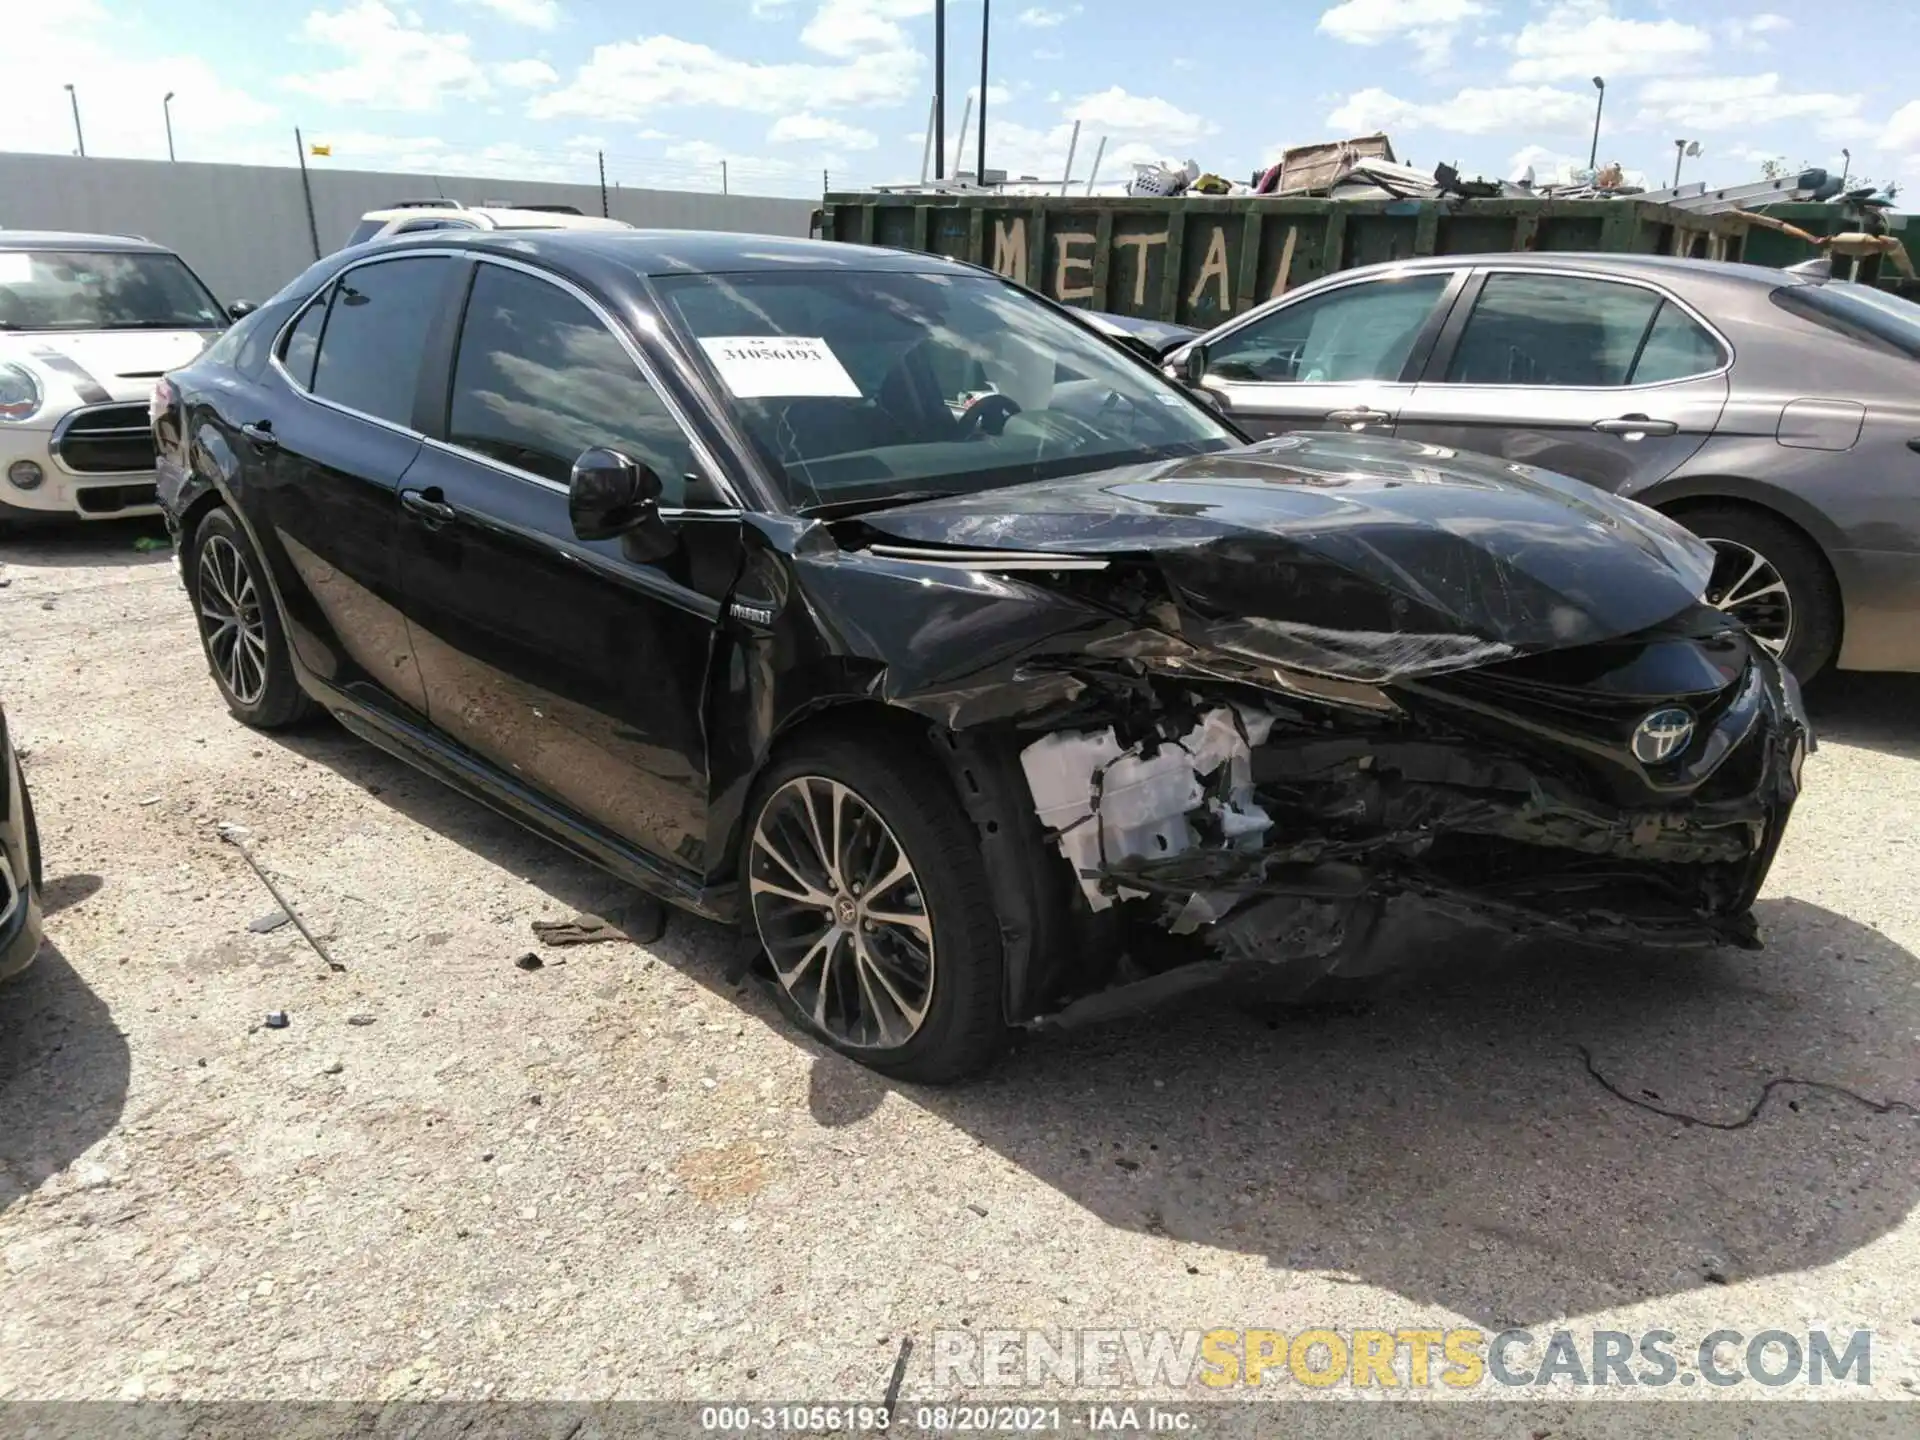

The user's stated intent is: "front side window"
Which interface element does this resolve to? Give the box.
[0,249,225,331]
[1203,273,1453,385]
[654,269,1235,511]
[310,256,455,426]
[448,264,706,503]
[1446,273,1718,387]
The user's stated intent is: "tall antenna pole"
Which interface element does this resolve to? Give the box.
[976,0,990,185]
[933,0,947,180]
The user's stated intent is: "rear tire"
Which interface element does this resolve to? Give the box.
[186,509,314,729]
[1671,504,1839,682]
[744,731,1007,1084]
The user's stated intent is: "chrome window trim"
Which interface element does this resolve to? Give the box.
[1419,265,1735,391]
[48,400,156,477]
[265,247,744,510]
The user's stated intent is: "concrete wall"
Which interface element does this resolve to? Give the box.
[0,152,818,305]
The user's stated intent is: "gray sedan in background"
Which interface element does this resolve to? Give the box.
[1167,253,1920,680]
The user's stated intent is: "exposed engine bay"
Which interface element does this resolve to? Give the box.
[795,435,1814,1025]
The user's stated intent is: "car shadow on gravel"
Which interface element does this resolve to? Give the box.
[0,517,171,572]
[0,941,131,1215]
[810,898,1920,1329]
[265,718,1920,1329]
[1808,672,1920,761]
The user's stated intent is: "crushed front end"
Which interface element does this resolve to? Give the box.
[995,593,1809,1020]
[814,436,1815,1023]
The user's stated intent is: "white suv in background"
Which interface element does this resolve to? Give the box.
[1,231,237,532]
[340,198,633,250]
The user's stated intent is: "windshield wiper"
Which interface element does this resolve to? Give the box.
[796,489,959,520]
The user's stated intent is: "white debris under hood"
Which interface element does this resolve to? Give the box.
[1018,705,1277,914]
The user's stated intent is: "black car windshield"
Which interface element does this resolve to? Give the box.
[0,249,225,331]
[1772,278,1920,361]
[653,269,1237,510]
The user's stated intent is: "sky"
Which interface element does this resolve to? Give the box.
[4,0,1916,201]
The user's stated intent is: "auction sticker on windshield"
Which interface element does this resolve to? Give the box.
[698,335,862,399]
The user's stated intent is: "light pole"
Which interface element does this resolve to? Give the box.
[163,91,176,162]
[976,0,990,185]
[933,0,946,180]
[1839,148,1851,189]
[64,83,85,158]
[1672,138,1699,187]
[1587,75,1605,171]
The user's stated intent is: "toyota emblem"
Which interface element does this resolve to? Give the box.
[1632,707,1695,765]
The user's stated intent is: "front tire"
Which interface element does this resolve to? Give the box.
[1676,504,1839,682]
[745,732,1007,1084]
[187,509,313,729]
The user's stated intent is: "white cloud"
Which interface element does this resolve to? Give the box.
[1507,1,1711,82]
[1318,0,1489,68]
[1066,87,1216,146]
[462,0,562,28]
[1882,100,1920,153]
[1018,5,1080,26]
[768,112,879,149]
[801,0,931,58]
[1748,13,1791,32]
[531,34,920,119]
[967,84,1015,106]
[1033,46,1064,60]
[1328,84,1593,136]
[1636,73,1865,140]
[288,2,492,111]
[494,59,558,88]
[0,0,279,161]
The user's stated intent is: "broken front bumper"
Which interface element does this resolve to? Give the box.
[1012,638,1808,1013]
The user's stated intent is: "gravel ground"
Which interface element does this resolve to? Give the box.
[2,522,1918,1422]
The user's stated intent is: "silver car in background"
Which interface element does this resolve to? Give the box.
[1168,254,1920,680]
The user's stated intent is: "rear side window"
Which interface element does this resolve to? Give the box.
[1629,301,1725,382]
[311,256,456,426]
[1448,274,1668,386]
[279,293,327,389]
[1771,282,1920,361]
[446,262,704,503]
[396,218,475,234]
[343,220,386,248]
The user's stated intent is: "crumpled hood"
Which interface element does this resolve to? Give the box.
[0,329,218,405]
[851,432,1717,677]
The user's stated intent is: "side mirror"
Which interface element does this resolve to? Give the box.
[1182,342,1210,388]
[569,447,663,541]
[227,300,257,321]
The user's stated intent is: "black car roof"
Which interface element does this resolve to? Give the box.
[0,229,175,254]
[369,227,976,279]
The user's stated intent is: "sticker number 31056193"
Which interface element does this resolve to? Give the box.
[697,335,862,399]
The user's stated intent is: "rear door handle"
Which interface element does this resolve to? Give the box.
[1325,407,1391,427]
[400,488,457,526]
[240,420,278,450]
[1592,415,1679,437]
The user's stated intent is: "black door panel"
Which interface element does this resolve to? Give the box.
[396,447,734,869]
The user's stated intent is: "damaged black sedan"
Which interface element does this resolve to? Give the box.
[152,232,1810,1082]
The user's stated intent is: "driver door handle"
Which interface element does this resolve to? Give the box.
[240,420,278,450]
[400,487,457,526]
[1592,414,1679,437]
[1325,407,1391,427]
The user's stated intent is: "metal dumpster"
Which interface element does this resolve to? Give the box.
[815,193,1758,328]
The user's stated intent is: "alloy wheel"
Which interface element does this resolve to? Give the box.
[1703,538,1792,658]
[196,533,270,706]
[749,775,935,1050]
